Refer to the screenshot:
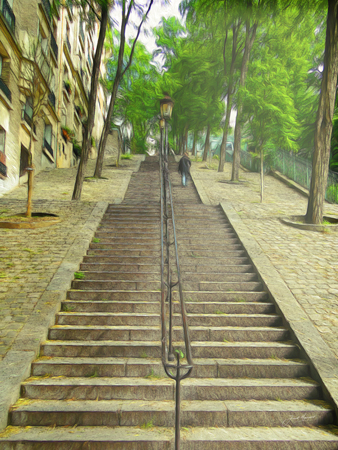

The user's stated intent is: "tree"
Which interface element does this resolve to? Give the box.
[305,0,338,223]
[72,0,110,199]
[243,54,299,202]
[111,41,160,154]
[20,37,54,217]
[93,0,154,179]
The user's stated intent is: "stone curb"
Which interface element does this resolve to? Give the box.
[220,201,338,422]
[0,201,109,431]
[190,170,212,206]
[270,170,309,199]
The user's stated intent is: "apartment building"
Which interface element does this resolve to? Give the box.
[0,0,107,195]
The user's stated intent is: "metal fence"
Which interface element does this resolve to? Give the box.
[226,148,338,204]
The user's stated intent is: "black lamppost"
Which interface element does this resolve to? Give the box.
[159,118,165,158]
[160,94,174,162]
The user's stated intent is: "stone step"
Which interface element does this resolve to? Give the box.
[181,264,254,274]
[101,217,160,223]
[31,357,309,379]
[87,249,160,257]
[82,255,249,265]
[182,273,257,282]
[75,271,160,281]
[177,245,244,253]
[89,242,160,249]
[79,263,160,272]
[55,312,281,327]
[71,280,161,291]
[70,280,263,292]
[95,231,159,238]
[177,237,239,244]
[10,399,333,428]
[82,255,161,264]
[61,301,274,315]
[98,223,160,231]
[2,425,338,449]
[20,377,320,401]
[41,341,298,359]
[61,300,160,313]
[48,325,288,343]
[66,290,268,302]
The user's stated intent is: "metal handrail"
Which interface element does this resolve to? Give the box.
[159,127,193,450]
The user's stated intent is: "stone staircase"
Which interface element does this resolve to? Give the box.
[1,156,338,449]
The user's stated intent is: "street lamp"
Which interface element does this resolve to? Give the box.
[159,118,165,159]
[160,94,174,120]
[160,94,174,161]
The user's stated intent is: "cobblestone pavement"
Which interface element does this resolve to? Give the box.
[0,156,142,361]
[191,160,338,359]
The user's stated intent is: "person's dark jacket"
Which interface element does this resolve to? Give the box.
[178,155,191,175]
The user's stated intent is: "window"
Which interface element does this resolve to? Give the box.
[0,127,5,154]
[38,26,48,56]
[0,55,2,77]
[22,97,35,131]
[20,145,29,177]
[0,127,7,177]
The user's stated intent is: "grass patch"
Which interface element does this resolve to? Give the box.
[93,238,101,243]
[140,351,148,358]
[74,272,85,279]
[121,154,132,160]
[141,419,154,429]
[145,369,163,379]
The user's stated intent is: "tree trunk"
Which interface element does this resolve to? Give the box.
[203,125,211,162]
[184,127,189,153]
[231,19,257,181]
[94,74,120,178]
[26,124,35,218]
[218,97,233,172]
[179,135,184,155]
[192,132,196,156]
[72,4,108,200]
[305,0,338,224]
[260,145,264,203]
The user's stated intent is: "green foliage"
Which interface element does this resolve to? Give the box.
[74,271,85,279]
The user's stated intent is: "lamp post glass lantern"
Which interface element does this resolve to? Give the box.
[160,94,174,119]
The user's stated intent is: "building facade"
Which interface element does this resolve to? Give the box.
[0,0,107,196]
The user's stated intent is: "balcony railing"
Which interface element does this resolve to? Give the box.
[2,0,15,33]
[0,78,11,102]
[43,139,53,158]
[48,91,56,108]
[50,33,58,59]
[41,0,51,20]
[0,160,7,177]
[66,35,71,54]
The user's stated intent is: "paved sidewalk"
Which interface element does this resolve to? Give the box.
[191,160,338,360]
[0,155,143,361]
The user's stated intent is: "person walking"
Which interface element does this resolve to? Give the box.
[178,152,191,187]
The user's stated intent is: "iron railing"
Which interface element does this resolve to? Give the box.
[2,0,15,33]
[50,33,58,59]
[160,123,193,450]
[0,78,11,102]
